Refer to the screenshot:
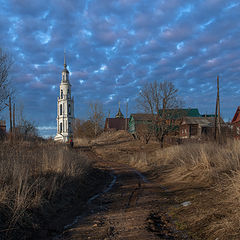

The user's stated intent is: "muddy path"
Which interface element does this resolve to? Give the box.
[55,150,189,240]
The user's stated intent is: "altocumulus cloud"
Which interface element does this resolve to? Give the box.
[0,0,239,136]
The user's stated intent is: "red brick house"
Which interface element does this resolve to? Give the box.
[104,118,129,131]
[104,107,129,131]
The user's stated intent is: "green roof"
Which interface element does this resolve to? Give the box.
[159,108,201,119]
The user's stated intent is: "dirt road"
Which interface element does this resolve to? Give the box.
[56,151,189,240]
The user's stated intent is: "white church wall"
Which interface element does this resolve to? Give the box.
[54,55,74,143]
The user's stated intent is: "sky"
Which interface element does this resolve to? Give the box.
[0,0,240,138]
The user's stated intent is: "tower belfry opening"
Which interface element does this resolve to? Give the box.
[54,53,74,143]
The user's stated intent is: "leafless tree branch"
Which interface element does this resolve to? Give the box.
[0,48,13,112]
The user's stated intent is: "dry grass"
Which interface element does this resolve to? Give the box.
[0,140,91,239]
[74,137,91,146]
[127,139,240,239]
[90,130,132,145]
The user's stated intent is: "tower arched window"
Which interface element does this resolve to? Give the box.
[67,89,70,99]
[60,122,62,133]
[61,89,63,99]
[60,104,62,115]
[68,104,71,115]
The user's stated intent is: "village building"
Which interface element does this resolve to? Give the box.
[54,54,74,143]
[128,109,209,139]
[180,116,225,139]
[0,120,6,139]
[104,105,128,131]
[231,106,240,137]
[158,108,201,136]
[128,113,153,138]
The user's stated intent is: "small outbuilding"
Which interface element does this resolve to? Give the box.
[180,116,224,139]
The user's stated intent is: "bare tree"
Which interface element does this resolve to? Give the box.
[138,80,181,147]
[15,103,38,139]
[136,123,153,144]
[89,102,104,137]
[0,48,13,112]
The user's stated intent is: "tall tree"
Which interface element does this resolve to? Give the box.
[89,102,104,137]
[138,80,181,147]
[0,48,13,112]
[15,103,38,139]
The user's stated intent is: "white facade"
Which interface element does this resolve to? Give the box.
[54,55,74,143]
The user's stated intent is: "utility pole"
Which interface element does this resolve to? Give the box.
[13,103,15,136]
[125,102,128,131]
[214,76,221,141]
[107,111,110,130]
[9,96,12,133]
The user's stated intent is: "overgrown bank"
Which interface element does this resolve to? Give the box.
[0,141,107,239]
[91,132,240,240]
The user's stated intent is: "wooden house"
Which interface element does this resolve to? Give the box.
[158,108,201,135]
[180,116,225,139]
[231,106,240,137]
[128,114,153,137]
[129,109,201,137]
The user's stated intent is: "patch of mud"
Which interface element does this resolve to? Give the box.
[146,212,191,239]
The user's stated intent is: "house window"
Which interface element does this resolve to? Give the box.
[60,122,62,133]
[61,89,63,99]
[68,104,71,115]
[60,104,62,115]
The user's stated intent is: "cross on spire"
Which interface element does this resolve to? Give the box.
[64,49,67,69]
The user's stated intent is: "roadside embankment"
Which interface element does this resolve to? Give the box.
[0,141,110,240]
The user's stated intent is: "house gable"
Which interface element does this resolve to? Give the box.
[232,106,240,124]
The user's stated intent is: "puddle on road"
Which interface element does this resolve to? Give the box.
[181,201,191,207]
[134,170,149,183]
[87,173,117,204]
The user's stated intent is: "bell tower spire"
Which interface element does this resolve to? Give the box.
[61,50,69,82]
[64,49,67,69]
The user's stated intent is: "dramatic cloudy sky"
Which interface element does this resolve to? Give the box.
[0,0,239,137]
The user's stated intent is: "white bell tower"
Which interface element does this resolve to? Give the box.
[54,52,74,142]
